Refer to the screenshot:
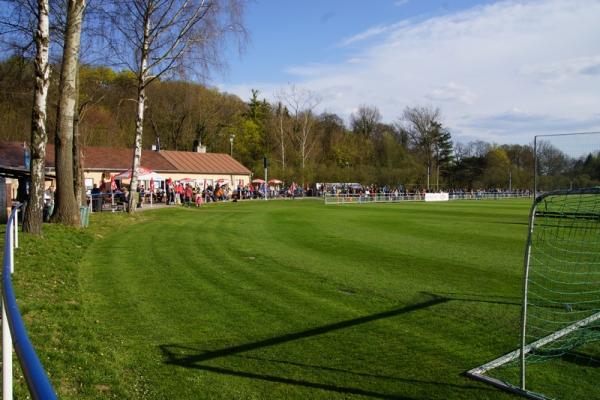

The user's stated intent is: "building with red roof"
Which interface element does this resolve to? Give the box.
[0,142,252,196]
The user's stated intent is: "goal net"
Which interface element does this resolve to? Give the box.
[466,188,600,399]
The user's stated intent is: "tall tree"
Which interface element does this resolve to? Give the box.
[433,128,453,190]
[52,0,86,226]
[401,106,444,189]
[273,101,289,173]
[102,0,246,212]
[278,85,321,186]
[350,105,381,138]
[482,147,511,188]
[22,0,51,235]
[147,81,195,150]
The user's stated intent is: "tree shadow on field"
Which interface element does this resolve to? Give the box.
[160,296,462,399]
[420,291,522,307]
[232,354,492,392]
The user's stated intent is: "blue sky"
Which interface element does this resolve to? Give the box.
[216,0,600,149]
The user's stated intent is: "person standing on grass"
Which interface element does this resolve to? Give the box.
[175,182,182,204]
[166,178,173,205]
[185,184,193,206]
[195,190,203,207]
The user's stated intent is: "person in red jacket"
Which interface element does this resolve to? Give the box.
[184,184,193,206]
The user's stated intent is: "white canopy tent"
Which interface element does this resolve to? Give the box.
[114,168,165,182]
[139,171,165,181]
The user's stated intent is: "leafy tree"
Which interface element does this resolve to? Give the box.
[315,112,345,165]
[241,89,269,160]
[448,155,486,189]
[433,129,453,190]
[482,147,511,188]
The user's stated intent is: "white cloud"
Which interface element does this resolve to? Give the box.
[394,0,410,6]
[339,23,402,46]
[223,0,600,144]
[426,82,477,105]
[519,55,600,83]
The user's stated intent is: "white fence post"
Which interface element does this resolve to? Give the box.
[2,210,15,400]
[13,208,18,249]
[2,302,13,400]
[9,214,14,275]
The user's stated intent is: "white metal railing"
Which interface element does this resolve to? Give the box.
[324,191,532,205]
[2,205,57,399]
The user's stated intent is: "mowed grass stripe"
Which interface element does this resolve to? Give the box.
[72,200,532,399]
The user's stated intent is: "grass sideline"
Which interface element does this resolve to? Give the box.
[6,199,598,398]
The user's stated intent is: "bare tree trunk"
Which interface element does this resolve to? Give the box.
[279,86,320,187]
[73,102,86,206]
[128,82,146,212]
[299,111,316,187]
[278,108,286,172]
[52,0,86,226]
[23,0,50,235]
[128,13,150,213]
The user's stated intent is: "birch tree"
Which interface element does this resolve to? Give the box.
[51,0,85,226]
[102,0,246,212]
[273,101,288,173]
[0,0,51,234]
[278,85,321,186]
[9,1,50,235]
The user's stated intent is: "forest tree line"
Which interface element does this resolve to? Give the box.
[2,57,599,192]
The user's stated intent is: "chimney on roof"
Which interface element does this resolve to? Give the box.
[192,139,206,153]
[152,137,161,152]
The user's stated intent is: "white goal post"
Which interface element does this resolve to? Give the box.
[465,187,600,399]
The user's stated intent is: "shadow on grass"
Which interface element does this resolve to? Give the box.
[160,297,449,399]
[420,291,522,307]
[182,364,412,399]
[233,354,494,392]
[163,297,448,365]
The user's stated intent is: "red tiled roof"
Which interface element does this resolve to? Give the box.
[159,151,251,175]
[0,142,51,168]
[82,146,176,171]
[0,142,251,175]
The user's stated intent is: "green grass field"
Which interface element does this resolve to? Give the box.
[9,198,583,399]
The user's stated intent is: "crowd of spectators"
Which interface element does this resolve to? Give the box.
[321,183,531,199]
[87,179,533,211]
[87,178,311,211]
